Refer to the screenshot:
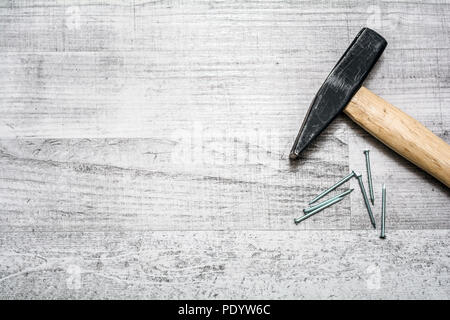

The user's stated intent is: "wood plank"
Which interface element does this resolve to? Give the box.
[0,0,449,52]
[1,136,448,232]
[0,50,448,138]
[0,230,448,299]
[0,135,351,232]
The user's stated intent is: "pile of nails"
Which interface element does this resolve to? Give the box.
[294,149,387,239]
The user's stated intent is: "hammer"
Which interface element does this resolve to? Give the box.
[290,28,450,187]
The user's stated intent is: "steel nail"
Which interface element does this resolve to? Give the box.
[364,150,375,205]
[356,174,376,229]
[380,184,386,239]
[304,188,354,214]
[295,195,345,224]
[309,171,356,205]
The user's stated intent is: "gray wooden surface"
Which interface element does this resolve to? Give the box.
[0,0,449,299]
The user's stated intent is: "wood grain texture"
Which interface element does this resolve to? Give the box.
[345,86,450,187]
[0,136,352,232]
[0,230,448,299]
[1,0,449,53]
[0,50,448,138]
[0,137,448,232]
[0,0,449,299]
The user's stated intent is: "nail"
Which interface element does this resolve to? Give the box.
[304,189,354,214]
[364,150,375,205]
[356,174,376,229]
[295,195,345,224]
[380,184,386,239]
[309,171,356,205]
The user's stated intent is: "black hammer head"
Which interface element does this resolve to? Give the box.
[289,28,387,160]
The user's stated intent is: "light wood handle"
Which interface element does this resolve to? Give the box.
[344,86,450,187]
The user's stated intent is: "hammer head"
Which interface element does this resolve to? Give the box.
[290,28,387,160]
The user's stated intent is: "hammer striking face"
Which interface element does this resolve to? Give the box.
[290,28,450,187]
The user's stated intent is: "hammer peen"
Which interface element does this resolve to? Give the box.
[290,28,450,187]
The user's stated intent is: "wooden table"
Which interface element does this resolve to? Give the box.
[0,0,448,299]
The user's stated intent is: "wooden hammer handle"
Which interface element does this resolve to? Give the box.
[344,86,450,187]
